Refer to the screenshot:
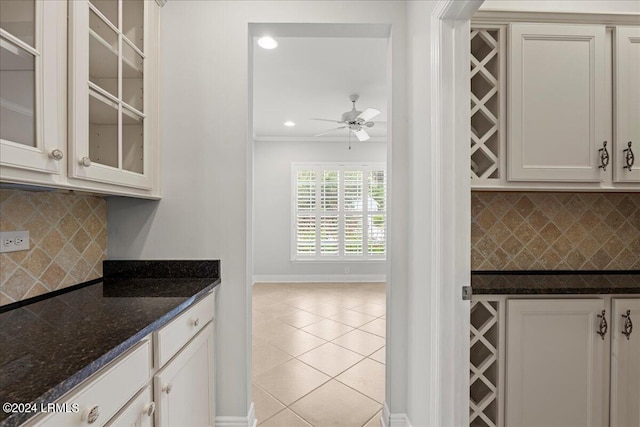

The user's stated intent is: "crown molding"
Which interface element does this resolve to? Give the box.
[473,10,640,25]
[253,135,387,143]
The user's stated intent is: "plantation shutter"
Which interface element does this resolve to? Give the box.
[293,164,386,260]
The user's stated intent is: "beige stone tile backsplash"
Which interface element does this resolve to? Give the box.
[0,189,106,306]
[472,192,640,271]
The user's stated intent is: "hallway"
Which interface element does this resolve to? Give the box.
[252,283,386,426]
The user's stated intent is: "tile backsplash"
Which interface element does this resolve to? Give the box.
[0,189,106,306]
[472,192,640,271]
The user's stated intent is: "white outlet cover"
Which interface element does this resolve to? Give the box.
[0,231,30,253]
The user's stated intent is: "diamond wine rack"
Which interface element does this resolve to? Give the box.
[470,27,505,185]
[470,299,503,427]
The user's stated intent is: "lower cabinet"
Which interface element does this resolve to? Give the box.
[24,290,216,427]
[506,299,606,427]
[154,322,215,427]
[610,299,640,427]
[105,386,154,427]
[470,295,640,427]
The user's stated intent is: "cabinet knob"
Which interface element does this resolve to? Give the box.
[162,383,172,394]
[598,141,609,171]
[623,141,635,172]
[83,405,100,424]
[49,149,64,161]
[80,157,92,167]
[597,309,608,340]
[192,318,200,327]
[622,310,633,339]
[143,402,156,417]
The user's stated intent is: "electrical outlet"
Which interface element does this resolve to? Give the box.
[0,231,29,253]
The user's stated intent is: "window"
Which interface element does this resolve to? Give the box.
[292,163,386,260]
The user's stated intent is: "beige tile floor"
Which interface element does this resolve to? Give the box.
[252,283,386,427]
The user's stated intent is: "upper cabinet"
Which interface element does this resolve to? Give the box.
[508,24,606,182]
[614,27,640,184]
[471,13,640,192]
[69,0,158,191]
[0,0,63,175]
[0,0,160,199]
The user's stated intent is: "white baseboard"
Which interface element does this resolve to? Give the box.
[252,274,386,284]
[382,402,412,427]
[215,403,257,427]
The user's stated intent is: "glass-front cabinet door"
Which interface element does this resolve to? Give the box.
[69,0,157,189]
[0,0,62,174]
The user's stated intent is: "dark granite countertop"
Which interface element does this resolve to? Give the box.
[0,260,220,427]
[472,271,640,295]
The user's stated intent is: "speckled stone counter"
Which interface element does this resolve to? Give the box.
[0,260,220,427]
[472,271,640,294]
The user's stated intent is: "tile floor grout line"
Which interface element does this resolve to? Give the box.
[253,282,386,427]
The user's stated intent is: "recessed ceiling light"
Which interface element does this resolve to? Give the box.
[284,121,295,127]
[258,36,278,50]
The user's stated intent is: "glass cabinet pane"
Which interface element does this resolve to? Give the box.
[89,0,117,28]
[122,108,143,174]
[0,37,35,146]
[122,0,144,50]
[0,0,35,47]
[122,41,143,111]
[89,9,118,97]
[89,92,119,168]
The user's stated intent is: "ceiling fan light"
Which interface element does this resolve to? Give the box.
[257,36,278,49]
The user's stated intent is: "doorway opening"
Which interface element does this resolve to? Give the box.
[249,23,390,426]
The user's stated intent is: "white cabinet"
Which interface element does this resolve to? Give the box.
[505,299,606,427]
[471,14,640,191]
[0,0,65,175]
[23,290,217,427]
[69,0,159,191]
[471,294,640,427]
[105,386,154,427]
[610,298,640,427]
[154,322,215,427]
[614,27,640,183]
[508,23,607,182]
[1,0,160,198]
[28,340,152,427]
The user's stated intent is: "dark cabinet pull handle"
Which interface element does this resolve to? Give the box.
[622,310,633,339]
[623,141,635,172]
[597,310,608,340]
[599,141,610,171]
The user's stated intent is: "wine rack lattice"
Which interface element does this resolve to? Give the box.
[470,29,501,181]
[470,300,500,427]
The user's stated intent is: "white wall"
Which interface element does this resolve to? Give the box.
[253,140,387,282]
[479,1,640,13]
[107,1,410,423]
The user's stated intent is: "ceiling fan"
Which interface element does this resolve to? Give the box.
[311,94,381,141]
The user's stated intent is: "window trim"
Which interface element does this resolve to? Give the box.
[291,162,387,262]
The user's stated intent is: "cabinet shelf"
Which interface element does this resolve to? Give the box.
[89,30,143,79]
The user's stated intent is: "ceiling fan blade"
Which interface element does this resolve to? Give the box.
[353,128,370,141]
[357,108,380,122]
[314,126,346,137]
[310,118,343,123]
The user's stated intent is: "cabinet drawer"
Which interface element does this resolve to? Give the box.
[154,291,215,368]
[32,340,151,427]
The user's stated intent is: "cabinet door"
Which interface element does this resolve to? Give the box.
[508,24,606,182]
[0,0,63,174]
[611,298,640,427]
[154,322,214,427]
[68,0,157,190]
[506,299,606,427]
[105,386,154,427]
[614,27,640,183]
